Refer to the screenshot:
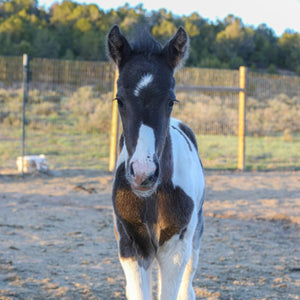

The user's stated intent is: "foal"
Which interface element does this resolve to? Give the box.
[107,25,205,300]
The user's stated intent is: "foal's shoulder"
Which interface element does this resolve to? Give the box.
[170,118,198,152]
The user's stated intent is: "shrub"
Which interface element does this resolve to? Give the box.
[77,97,112,133]
[283,128,294,142]
[63,86,100,116]
[173,94,238,135]
[247,94,300,135]
[267,64,279,74]
[61,86,113,133]
[32,102,59,116]
[228,56,245,70]
[3,114,21,126]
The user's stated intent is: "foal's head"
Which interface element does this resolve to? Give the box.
[107,25,189,197]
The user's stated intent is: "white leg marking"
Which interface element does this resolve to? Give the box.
[177,247,200,300]
[178,202,204,300]
[120,257,152,300]
[134,73,154,97]
[157,235,192,300]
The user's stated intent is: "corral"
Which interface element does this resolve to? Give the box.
[1,56,300,172]
[0,57,300,299]
[0,170,299,299]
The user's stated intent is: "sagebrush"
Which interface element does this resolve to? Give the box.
[1,87,300,137]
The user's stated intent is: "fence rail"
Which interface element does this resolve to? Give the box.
[176,85,244,93]
[0,55,299,173]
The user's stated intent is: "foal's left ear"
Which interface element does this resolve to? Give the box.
[162,27,189,70]
[107,25,132,67]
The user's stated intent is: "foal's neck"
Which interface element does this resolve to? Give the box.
[159,129,173,182]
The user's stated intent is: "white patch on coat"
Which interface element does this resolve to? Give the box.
[114,118,205,299]
[116,137,128,169]
[120,257,152,300]
[170,118,205,207]
[130,124,156,180]
[134,73,154,97]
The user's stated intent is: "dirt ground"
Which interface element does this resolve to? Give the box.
[0,170,299,300]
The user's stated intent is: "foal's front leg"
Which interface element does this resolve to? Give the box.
[156,234,193,300]
[120,257,152,300]
[115,219,154,300]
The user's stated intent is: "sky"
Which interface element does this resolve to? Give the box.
[38,0,300,37]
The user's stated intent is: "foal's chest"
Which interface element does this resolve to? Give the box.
[113,163,194,246]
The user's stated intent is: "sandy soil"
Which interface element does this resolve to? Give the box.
[0,170,299,300]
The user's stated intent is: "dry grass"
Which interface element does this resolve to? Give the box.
[1,87,300,171]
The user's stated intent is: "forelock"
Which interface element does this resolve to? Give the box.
[131,30,162,55]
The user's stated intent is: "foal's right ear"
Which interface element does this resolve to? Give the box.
[107,25,131,67]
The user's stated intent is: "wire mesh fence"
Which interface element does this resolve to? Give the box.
[174,68,300,170]
[0,56,115,173]
[0,55,299,174]
[244,72,300,170]
[174,67,241,136]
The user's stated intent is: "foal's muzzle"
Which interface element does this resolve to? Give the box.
[128,159,159,196]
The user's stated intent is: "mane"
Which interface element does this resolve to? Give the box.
[131,30,162,55]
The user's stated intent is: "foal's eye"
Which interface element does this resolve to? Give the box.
[114,97,124,108]
[168,99,179,108]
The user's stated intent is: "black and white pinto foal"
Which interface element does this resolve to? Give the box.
[107,25,205,300]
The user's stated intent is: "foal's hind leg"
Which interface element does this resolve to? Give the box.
[178,208,204,300]
[177,245,200,300]
[157,235,192,300]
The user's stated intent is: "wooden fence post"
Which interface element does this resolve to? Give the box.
[238,66,247,171]
[109,68,119,172]
[22,54,29,176]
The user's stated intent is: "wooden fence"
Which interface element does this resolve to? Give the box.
[1,55,299,172]
[109,67,247,171]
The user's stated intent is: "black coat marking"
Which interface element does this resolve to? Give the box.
[113,158,194,267]
[171,125,192,151]
[179,122,199,152]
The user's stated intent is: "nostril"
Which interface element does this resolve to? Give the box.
[141,176,154,187]
[130,162,135,177]
[154,163,159,178]
[141,166,159,187]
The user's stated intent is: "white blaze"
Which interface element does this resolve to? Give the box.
[134,73,154,97]
[130,124,156,183]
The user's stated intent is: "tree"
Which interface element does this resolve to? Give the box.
[152,18,177,41]
[32,28,60,58]
[0,0,299,73]
[215,15,255,67]
[50,0,77,25]
[278,31,300,71]
[250,24,278,68]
